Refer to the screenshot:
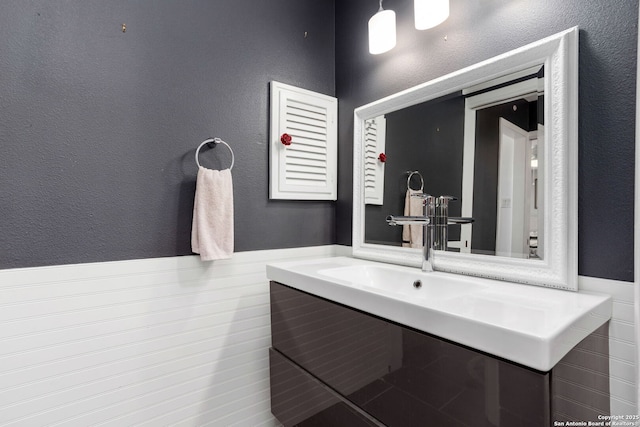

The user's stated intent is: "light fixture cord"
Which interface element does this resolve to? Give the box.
[378,0,383,12]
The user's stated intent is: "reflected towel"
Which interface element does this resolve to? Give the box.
[402,189,423,248]
[191,167,234,260]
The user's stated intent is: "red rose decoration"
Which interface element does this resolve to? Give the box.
[280,133,292,146]
[378,152,387,163]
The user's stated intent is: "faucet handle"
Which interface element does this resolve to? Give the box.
[411,193,436,206]
[410,193,432,199]
[437,195,457,207]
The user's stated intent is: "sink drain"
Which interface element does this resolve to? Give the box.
[413,280,422,289]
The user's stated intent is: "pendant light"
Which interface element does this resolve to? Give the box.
[368,0,396,55]
[414,0,449,30]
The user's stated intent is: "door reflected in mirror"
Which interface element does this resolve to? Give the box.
[364,66,544,260]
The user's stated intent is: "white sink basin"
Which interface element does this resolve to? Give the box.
[266,256,612,372]
[318,264,486,300]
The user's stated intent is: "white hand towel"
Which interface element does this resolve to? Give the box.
[402,189,423,248]
[191,167,234,260]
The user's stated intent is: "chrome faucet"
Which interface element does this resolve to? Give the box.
[386,195,473,272]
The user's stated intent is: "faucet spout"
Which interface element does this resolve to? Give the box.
[447,217,475,225]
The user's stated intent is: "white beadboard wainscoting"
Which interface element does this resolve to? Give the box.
[0,245,636,425]
[577,276,638,417]
[0,245,347,427]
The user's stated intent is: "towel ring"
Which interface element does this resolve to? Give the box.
[195,138,235,170]
[407,170,424,192]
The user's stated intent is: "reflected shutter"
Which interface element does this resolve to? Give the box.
[364,116,386,205]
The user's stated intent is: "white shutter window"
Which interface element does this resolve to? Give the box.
[270,81,337,200]
[364,115,386,205]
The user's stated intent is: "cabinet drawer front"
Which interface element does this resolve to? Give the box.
[270,348,382,427]
[271,282,551,427]
[271,281,396,397]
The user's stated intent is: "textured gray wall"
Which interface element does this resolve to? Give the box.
[335,0,638,282]
[0,0,335,269]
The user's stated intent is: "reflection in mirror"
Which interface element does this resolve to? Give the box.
[364,67,544,260]
[352,26,578,290]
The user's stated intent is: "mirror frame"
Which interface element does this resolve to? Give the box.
[352,27,578,290]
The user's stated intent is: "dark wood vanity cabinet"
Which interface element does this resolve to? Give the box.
[269,281,562,427]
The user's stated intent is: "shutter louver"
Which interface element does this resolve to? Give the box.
[270,82,337,200]
[283,98,328,187]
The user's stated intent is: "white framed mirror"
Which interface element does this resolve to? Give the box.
[353,27,578,290]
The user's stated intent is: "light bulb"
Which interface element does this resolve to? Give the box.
[414,0,449,30]
[368,8,396,54]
